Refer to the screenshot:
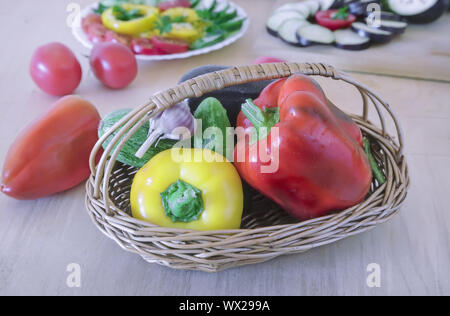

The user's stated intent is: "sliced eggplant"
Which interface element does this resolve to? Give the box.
[367,19,408,34]
[303,0,321,15]
[334,29,371,50]
[366,10,405,22]
[349,0,381,16]
[351,22,393,43]
[387,0,448,24]
[266,11,306,36]
[296,24,335,47]
[275,3,311,17]
[319,0,345,10]
[278,19,311,46]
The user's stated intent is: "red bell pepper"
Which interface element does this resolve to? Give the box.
[1,96,101,200]
[236,78,286,129]
[234,75,372,221]
[278,74,363,146]
[237,75,363,147]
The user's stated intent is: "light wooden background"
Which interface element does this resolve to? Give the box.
[0,0,449,296]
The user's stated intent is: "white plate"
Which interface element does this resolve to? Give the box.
[72,0,250,61]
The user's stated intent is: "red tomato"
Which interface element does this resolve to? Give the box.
[253,56,287,64]
[158,0,191,11]
[89,42,138,89]
[315,10,356,31]
[105,31,132,47]
[87,24,108,44]
[30,43,82,96]
[131,38,164,55]
[82,13,102,33]
[151,36,189,54]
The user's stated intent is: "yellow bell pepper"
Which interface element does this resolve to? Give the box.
[102,4,159,35]
[130,148,244,231]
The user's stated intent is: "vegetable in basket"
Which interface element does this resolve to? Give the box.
[135,101,195,158]
[1,96,101,200]
[234,74,373,221]
[237,76,363,147]
[236,78,287,130]
[130,148,244,230]
[193,97,232,159]
[178,65,275,125]
[98,109,178,168]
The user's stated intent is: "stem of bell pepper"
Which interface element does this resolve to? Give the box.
[160,179,204,223]
[363,138,386,185]
[241,99,279,143]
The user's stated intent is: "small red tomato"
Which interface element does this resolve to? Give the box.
[151,36,189,54]
[315,10,356,31]
[82,13,102,33]
[253,56,287,64]
[105,31,132,47]
[131,38,164,55]
[89,42,138,89]
[87,24,108,44]
[158,0,191,11]
[30,43,82,96]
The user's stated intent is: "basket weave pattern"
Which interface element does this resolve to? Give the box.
[85,63,410,272]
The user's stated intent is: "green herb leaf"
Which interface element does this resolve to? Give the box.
[363,138,386,185]
[171,15,187,23]
[194,97,232,159]
[93,3,109,14]
[332,6,350,20]
[112,5,145,21]
[154,15,173,34]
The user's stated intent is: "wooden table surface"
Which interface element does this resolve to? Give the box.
[1,0,449,296]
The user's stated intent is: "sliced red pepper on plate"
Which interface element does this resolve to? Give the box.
[157,0,192,12]
[151,36,189,54]
[105,31,132,47]
[131,38,164,55]
[82,13,103,33]
[315,9,356,31]
[233,74,372,221]
[87,23,108,44]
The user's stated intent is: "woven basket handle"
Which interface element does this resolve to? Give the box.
[89,62,404,210]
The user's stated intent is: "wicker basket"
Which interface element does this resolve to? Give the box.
[85,62,410,272]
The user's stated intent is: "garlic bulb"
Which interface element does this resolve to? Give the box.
[135,101,195,158]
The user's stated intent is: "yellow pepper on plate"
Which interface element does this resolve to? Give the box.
[160,22,202,42]
[130,148,244,231]
[161,7,200,23]
[140,22,201,43]
[102,4,159,35]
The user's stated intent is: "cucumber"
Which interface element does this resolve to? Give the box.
[98,109,177,168]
